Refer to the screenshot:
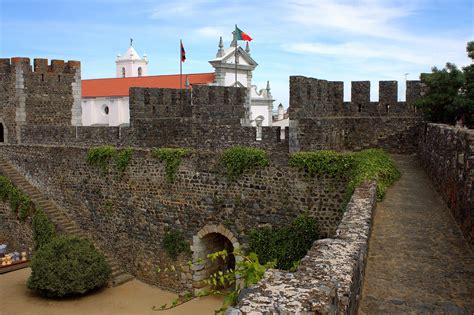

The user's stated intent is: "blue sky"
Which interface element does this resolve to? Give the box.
[1,0,472,107]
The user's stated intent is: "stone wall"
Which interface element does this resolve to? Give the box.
[234,181,377,314]
[288,76,422,153]
[418,123,474,245]
[0,202,33,255]
[1,144,348,290]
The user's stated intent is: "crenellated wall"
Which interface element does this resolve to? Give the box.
[0,58,287,160]
[0,58,81,143]
[288,76,422,153]
[418,123,474,245]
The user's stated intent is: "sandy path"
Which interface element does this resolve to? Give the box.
[0,268,224,315]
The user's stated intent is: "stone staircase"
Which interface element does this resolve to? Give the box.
[0,157,133,287]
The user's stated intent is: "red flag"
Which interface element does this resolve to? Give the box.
[180,40,186,62]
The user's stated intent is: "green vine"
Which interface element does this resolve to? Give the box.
[0,176,34,222]
[162,228,189,260]
[154,249,275,313]
[289,149,400,204]
[152,148,190,183]
[87,146,133,177]
[115,148,133,176]
[221,146,270,180]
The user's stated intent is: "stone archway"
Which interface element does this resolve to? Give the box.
[191,224,240,293]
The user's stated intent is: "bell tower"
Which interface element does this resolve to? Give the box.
[115,39,148,78]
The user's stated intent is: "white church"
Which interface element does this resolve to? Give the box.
[81,33,277,128]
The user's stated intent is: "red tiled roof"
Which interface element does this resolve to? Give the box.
[82,73,215,98]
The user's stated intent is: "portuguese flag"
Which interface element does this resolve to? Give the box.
[235,25,253,41]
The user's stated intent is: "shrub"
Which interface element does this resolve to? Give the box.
[28,235,111,297]
[32,208,55,250]
[349,149,400,201]
[152,148,190,183]
[248,215,319,270]
[221,146,270,180]
[289,150,354,177]
[162,228,189,259]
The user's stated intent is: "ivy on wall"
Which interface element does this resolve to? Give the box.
[151,148,190,183]
[0,176,34,222]
[289,149,400,203]
[87,146,133,177]
[221,146,270,180]
[248,215,319,271]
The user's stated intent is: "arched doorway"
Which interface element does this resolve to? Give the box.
[0,121,7,143]
[191,225,240,293]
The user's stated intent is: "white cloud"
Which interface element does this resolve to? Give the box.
[285,0,417,41]
[195,26,226,38]
[149,0,214,20]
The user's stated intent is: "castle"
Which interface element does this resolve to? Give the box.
[0,56,472,314]
[81,35,277,128]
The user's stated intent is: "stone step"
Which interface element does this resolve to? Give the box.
[0,157,134,288]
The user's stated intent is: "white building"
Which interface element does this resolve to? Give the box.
[81,33,275,127]
[209,36,274,127]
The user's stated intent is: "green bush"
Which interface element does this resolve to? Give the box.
[349,149,400,201]
[289,151,354,177]
[248,215,319,270]
[32,208,55,250]
[27,235,111,297]
[221,146,270,180]
[152,148,190,183]
[162,228,189,259]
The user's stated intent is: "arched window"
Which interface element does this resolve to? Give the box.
[138,67,142,77]
[102,104,109,115]
[122,67,126,78]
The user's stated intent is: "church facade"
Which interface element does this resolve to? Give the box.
[81,33,275,127]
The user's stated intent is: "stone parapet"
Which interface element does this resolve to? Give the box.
[234,181,377,314]
[418,123,474,245]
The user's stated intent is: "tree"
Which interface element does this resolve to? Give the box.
[416,41,474,128]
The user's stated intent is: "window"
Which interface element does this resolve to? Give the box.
[138,67,142,77]
[122,67,126,78]
[255,116,264,141]
[103,105,109,115]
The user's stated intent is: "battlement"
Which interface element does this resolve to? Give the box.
[289,76,422,118]
[129,85,247,125]
[0,57,80,74]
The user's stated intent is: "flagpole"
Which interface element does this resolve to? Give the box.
[180,39,183,107]
[234,25,238,86]
[180,39,183,90]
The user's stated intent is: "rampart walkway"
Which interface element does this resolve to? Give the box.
[359,155,474,314]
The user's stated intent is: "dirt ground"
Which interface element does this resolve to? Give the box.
[0,268,224,315]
